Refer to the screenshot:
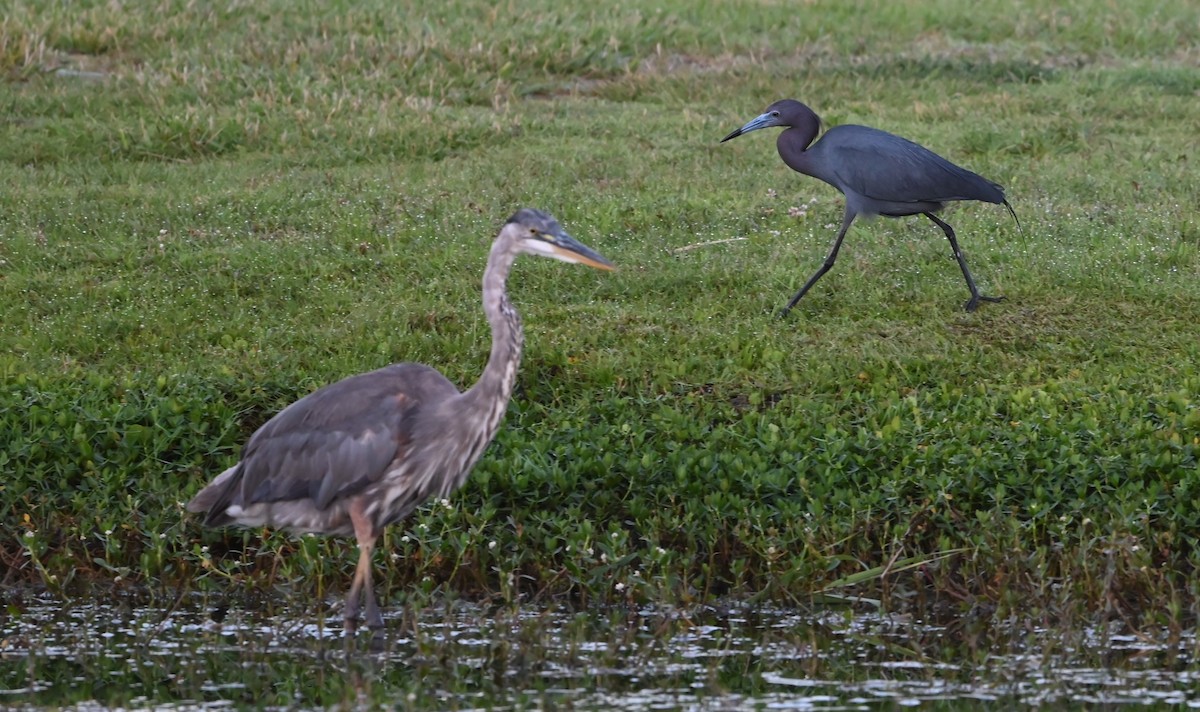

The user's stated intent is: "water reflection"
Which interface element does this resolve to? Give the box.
[1,593,1197,709]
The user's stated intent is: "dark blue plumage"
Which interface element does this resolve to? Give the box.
[722,99,1019,313]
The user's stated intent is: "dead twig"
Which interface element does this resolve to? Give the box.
[669,237,747,255]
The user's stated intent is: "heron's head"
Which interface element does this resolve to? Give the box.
[504,208,614,271]
[721,99,817,142]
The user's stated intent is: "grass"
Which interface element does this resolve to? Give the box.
[2,0,1198,628]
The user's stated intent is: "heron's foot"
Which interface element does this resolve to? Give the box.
[363,588,385,630]
[343,612,385,633]
[368,628,389,651]
[777,298,806,316]
[344,593,367,633]
[365,609,386,631]
[964,294,1005,312]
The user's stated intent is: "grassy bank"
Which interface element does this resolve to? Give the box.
[3,0,1198,626]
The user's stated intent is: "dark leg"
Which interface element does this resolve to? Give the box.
[780,208,857,317]
[343,545,368,633]
[346,500,385,632]
[362,576,383,630]
[924,212,1003,312]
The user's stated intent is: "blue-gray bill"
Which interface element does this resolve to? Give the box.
[720,112,778,143]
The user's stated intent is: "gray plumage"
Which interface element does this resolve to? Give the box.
[722,99,1019,314]
[187,208,613,631]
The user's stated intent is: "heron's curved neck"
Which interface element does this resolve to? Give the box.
[777,111,822,177]
[461,236,524,430]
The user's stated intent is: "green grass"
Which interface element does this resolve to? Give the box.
[3,0,1198,627]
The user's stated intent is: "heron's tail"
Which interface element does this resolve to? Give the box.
[1002,199,1023,234]
[186,462,243,526]
[1002,199,1028,251]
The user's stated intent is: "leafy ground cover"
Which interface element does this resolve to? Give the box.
[2,0,1198,627]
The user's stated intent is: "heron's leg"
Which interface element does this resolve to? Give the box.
[361,574,384,631]
[346,500,385,631]
[781,208,856,317]
[924,212,1003,312]
[343,541,370,631]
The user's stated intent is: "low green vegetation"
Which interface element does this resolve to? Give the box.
[3,0,1198,627]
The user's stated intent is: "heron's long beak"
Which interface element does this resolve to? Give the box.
[721,112,774,143]
[548,233,615,271]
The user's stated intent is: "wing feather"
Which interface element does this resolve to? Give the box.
[196,363,460,523]
[821,126,1004,205]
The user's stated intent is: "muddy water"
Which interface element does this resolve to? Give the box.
[1,594,1197,709]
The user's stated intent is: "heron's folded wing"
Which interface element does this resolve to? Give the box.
[828,137,1003,205]
[224,363,458,512]
[239,425,402,509]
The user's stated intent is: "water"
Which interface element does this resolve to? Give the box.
[2,594,1198,709]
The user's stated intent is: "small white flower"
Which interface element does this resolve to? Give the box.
[159,533,167,540]
[401,535,411,543]
[488,540,497,550]
[24,530,35,539]
[656,547,666,556]
[615,582,625,592]
[610,532,619,539]
[201,545,209,554]
[601,553,608,563]
[767,546,777,556]
[441,499,452,509]
[105,529,114,536]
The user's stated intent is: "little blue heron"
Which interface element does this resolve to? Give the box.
[722,99,1019,314]
[187,209,614,631]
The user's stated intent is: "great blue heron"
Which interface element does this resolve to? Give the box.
[721,99,1019,314]
[187,208,614,630]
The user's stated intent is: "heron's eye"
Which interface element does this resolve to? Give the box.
[771,111,780,117]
